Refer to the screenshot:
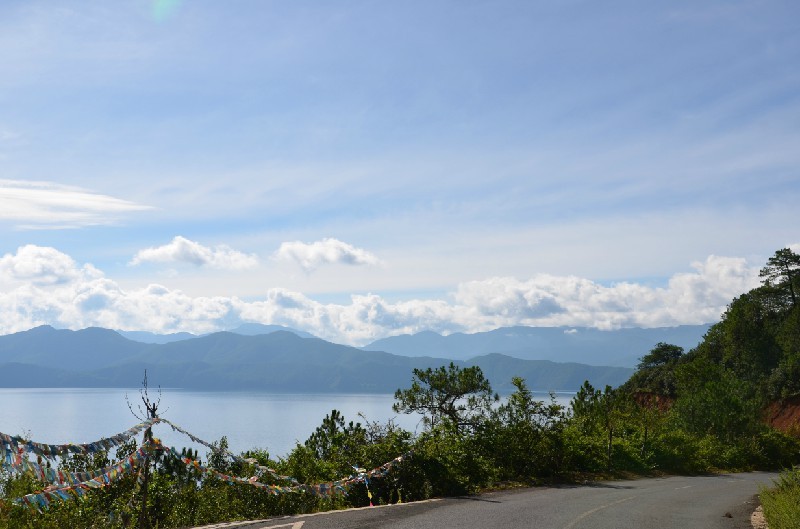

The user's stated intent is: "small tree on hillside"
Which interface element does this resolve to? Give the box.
[305,409,365,461]
[572,381,627,471]
[624,342,685,397]
[760,247,800,309]
[637,342,684,370]
[393,363,498,434]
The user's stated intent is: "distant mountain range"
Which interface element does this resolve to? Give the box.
[117,323,314,344]
[0,324,659,393]
[117,322,711,367]
[363,325,711,367]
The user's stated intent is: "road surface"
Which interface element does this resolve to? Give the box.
[195,471,776,529]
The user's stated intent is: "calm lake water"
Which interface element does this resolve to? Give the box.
[0,388,574,459]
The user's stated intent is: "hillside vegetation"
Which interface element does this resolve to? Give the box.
[624,247,800,406]
[1,248,799,528]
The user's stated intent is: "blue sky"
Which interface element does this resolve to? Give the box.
[0,1,798,344]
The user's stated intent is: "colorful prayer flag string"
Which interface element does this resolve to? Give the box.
[10,444,153,512]
[152,436,410,498]
[3,414,411,511]
[158,418,301,485]
[0,418,159,460]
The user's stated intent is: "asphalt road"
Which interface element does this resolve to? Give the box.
[197,472,777,529]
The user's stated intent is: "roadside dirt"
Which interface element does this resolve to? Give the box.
[751,505,768,529]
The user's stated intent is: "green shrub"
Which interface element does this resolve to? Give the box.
[761,467,800,529]
[649,430,707,474]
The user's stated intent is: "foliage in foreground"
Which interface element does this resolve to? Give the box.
[8,358,796,528]
[2,372,798,528]
[760,467,800,529]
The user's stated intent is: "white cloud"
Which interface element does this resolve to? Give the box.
[0,244,101,285]
[130,236,258,270]
[0,179,151,228]
[452,255,761,332]
[274,238,382,272]
[0,245,767,345]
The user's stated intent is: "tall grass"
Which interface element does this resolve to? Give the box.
[760,467,800,529]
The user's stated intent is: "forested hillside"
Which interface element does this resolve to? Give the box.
[624,247,800,406]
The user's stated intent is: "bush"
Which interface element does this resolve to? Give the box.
[649,430,707,474]
[752,428,800,469]
[760,467,800,529]
[404,428,495,496]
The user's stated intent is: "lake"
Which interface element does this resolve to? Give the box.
[0,388,574,459]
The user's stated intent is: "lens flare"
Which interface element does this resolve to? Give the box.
[153,0,182,23]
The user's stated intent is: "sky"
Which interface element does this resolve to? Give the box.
[0,0,798,345]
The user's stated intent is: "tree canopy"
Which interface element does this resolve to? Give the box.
[637,342,684,370]
[392,362,498,433]
[760,247,800,309]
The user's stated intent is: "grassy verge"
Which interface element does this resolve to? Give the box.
[760,467,800,529]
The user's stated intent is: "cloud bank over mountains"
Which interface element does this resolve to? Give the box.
[0,244,765,345]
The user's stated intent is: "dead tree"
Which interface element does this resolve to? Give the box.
[126,370,162,529]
